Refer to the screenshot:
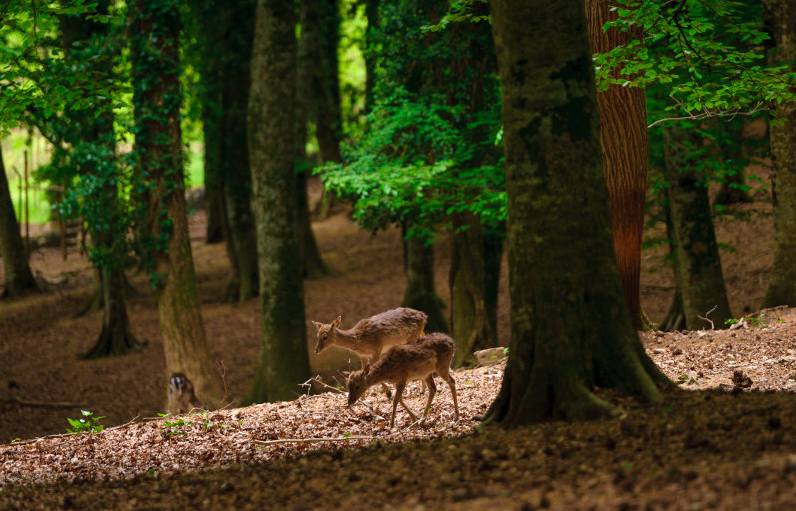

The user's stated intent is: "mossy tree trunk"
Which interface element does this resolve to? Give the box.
[762,0,796,308]
[402,234,448,333]
[220,0,259,302]
[485,0,670,427]
[586,0,648,331]
[296,0,328,279]
[131,0,224,409]
[450,212,496,367]
[662,126,732,329]
[244,0,311,404]
[0,146,37,299]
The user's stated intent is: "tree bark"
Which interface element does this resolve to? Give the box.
[363,0,379,115]
[0,146,37,299]
[485,0,669,427]
[449,212,495,367]
[662,126,732,330]
[762,0,796,308]
[303,0,342,220]
[245,0,311,404]
[586,0,649,330]
[196,0,225,245]
[131,0,224,409]
[61,3,140,357]
[296,0,329,279]
[402,234,447,333]
[220,0,259,302]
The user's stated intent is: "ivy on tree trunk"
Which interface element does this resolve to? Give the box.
[131,0,224,410]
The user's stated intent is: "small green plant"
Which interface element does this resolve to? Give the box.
[158,413,192,436]
[66,410,105,435]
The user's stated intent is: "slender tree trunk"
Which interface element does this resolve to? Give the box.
[304,0,342,220]
[449,212,494,367]
[715,119,752,205]
[659,198,685,332]
[131,0,224,409]
[296,0,328,279]
[402,234,447,333]
[662,126,732,329]
[82,264,142,358]
[0,146,37,299]
[762,0,796,308]
[220,0,258,302]
[586,0,648,331]
[244,0,311,404]
[363,0,379,115]
[197,1,225,245]
[485,0,669,427]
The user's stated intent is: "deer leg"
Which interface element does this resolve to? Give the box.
[391,381,413,428]
[442,372,459,422]
[367,353,393,399]
[421,375,437,422]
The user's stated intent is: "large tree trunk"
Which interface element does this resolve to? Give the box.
[485,0,669,427]
[762,0,796,308]
[402,234,447,333]
[220,0,259,302]
[0,146,37,299]
[586,0,649,331]
[296,0,328,279]
[244,0,311,404]
[449,212,495,367]
[131,0,224,409]
[662,126,732,329]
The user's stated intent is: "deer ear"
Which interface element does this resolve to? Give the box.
[332,316,342,329]
[362,363,370,376]
[340,370,351,379]
[311,321,322,330]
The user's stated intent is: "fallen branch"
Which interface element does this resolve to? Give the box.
[1,395,85,409]
[300,376,345,395]
[697,305,718,330]
[243,435,383,446]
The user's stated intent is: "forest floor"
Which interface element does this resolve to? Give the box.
[2,172,796,509]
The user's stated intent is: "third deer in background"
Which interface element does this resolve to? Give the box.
[167,372,203,414]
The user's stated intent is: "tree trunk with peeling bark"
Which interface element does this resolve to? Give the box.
[586,0,648,331]
[485,0,670,426]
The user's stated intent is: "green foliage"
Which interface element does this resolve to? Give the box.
[592,0,796,123]
[66,410,106,434]
[158,411,241,437]
[319,0,504,241]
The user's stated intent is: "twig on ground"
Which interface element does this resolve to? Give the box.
[242,435,383,446]
[698,305,718,330]
[0,395,86,409]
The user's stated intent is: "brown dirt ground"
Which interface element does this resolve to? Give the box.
[1,170,795,509]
